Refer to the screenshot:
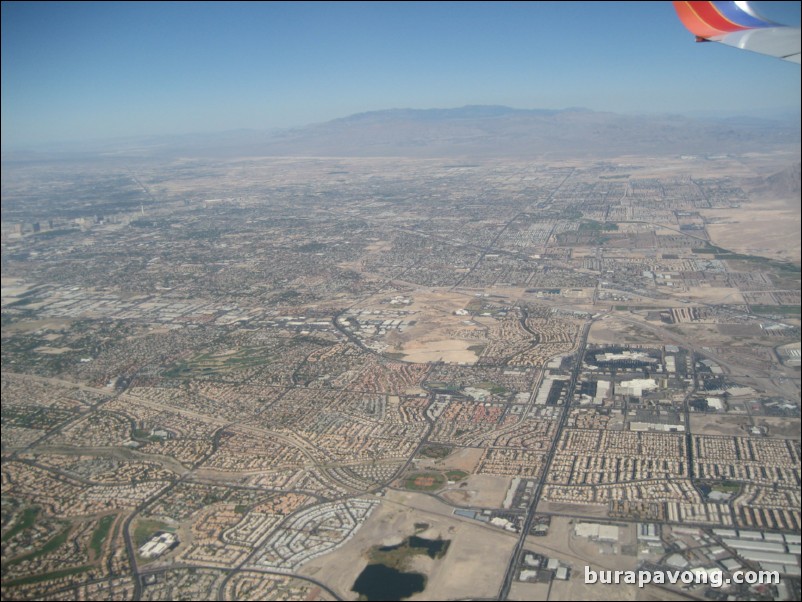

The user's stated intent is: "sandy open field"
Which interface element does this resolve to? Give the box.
[751,416,802,439]
[705,205,801,263]
[587,315,666,346]
[440,473,511,508]
[688,413,753,437]
[547,577,694,602]
[396,291,485,364]
[537,501,610,519]
[347,288,492,364]
[2,317,73,334]
[401,338,479,364]
[299,490,517,600]
[680,286,743,305]
[508,581,552,601]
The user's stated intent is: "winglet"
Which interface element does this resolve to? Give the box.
[673,1,801,63]
[673,1,774,40]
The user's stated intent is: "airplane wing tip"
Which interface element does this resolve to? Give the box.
[673,1,801,64]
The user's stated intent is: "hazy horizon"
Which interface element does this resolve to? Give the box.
[2,102,801,155]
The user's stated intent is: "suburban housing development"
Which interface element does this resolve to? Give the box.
[2,142,800,601]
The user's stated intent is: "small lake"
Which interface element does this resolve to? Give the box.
[351,563,425,601]
[379,535,449,558]
[409,535,448,557]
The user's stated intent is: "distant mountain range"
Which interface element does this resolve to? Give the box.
[5,105,801,160]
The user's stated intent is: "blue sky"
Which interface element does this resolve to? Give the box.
[2,1,800,148]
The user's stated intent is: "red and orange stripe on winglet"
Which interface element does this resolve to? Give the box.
[673,1,775,41]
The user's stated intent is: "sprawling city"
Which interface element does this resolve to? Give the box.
[2,144,799,600]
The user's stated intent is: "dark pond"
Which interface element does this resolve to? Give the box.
[378,535,449,558]
[351,563,425,601]
[412,535,448,558]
